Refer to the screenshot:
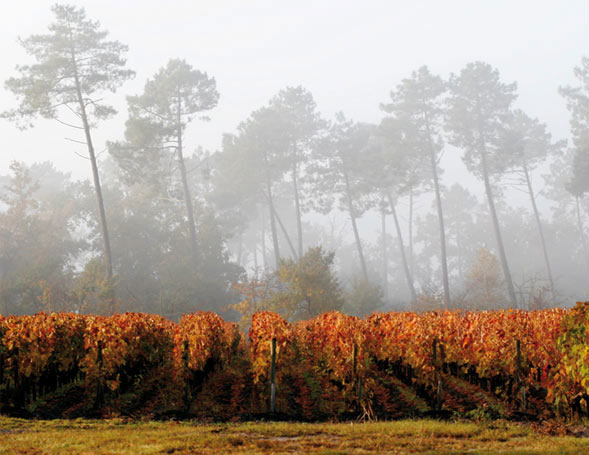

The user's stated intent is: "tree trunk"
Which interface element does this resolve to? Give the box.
[479,142,518,307]
[523,163,555,305]
[425,114,450,308]
[176,95,199,271]
[292,143,304,258]
[381,205,389,303]
[343,171,368,281]
[475,101,517,307]
[266,180,281,268]
[263,151,281,268]
[387,193,417,301]
[72,54,113,282]
[267,195,299,260]
[428,161,450,307]
[408,185,414,276]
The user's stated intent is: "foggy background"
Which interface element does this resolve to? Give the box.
[1,1,584,179]
[0,0,587,320]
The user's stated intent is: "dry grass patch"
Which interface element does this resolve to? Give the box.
[0,417,587,454]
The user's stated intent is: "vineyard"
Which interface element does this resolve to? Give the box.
[0,304,588,421]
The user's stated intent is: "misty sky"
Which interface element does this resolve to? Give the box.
[0,0,586,189]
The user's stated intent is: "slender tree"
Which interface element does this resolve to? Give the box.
[504,110,561,304]
[381,66,450,307]
[573,192,589,278]
[310,114,375,281]
[422,184,484,290]
[125,59,219,270]
[215,106,293,268]
[565,158,589,281]
[560,57,589,278]
[387,193,417,301]
[559,57,589,152]
[379,199,389,303]
[369,116,419,301]
[446,62,518,307]
[269,87,324,258]
[3,4,134,280]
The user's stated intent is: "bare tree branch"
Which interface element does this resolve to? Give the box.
[51,115,83,129]
[74,151,91,160]
[65,137,88,145]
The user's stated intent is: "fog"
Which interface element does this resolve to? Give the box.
[0,1,587,319]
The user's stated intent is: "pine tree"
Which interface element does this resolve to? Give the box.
[124,59,219,270]
[446,62,518,307]
[3,4,134,281]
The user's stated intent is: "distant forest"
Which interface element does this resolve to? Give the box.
[1,4,589,321]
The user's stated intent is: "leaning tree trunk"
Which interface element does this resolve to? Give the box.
[175,102,199,272]
[265,181,281,269]
[267,196,299,260]
[176,152,197,270]
[73,56,113,282]
[522,162,555,305]
[387,193,417,302]
[425,115,450,308]
[343,171,368,281]
[479,140,518,307]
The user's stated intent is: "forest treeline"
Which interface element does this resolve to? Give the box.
[1,4,588,320]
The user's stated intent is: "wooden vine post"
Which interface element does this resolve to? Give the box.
[270,337,277,413]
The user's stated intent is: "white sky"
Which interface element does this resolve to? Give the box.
[0,0,587,189]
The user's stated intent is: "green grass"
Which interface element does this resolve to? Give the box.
[0,417,587,454]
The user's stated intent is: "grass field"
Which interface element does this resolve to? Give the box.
[0,417,588,454]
